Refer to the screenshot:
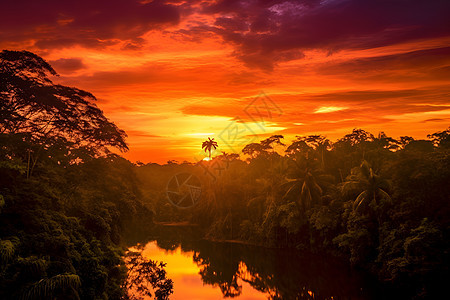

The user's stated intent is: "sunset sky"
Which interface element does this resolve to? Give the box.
[2,0,450,163]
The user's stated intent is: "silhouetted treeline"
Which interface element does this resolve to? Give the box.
[0,50,171,299]
[136,128,450,299]
[2,50,449,299]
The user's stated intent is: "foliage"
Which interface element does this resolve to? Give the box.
[0,51,169,300]
[2,49,448,299]
[136,128,450,299]
[201,137,218,159]
[1,50,128,178]
[21,274,81,300]
[342,160,391,214]
[123,251,173,300]
[0,153,156,299]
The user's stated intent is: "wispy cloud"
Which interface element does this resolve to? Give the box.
[314,106,348,113]
[2,0,449,162]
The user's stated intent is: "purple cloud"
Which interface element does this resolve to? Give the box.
[49,58,86,73]
[179,0,450,69]
[0,0,180,49]
[2,0,450,70]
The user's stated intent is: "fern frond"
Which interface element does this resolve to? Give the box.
[0,240,15,263]
[21,274,81,300]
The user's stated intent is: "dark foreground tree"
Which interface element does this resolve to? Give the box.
[0,50,161,300]
[0,50,127,176]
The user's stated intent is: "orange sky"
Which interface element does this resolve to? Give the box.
[2,0,450,163]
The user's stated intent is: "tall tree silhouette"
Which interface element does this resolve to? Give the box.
[282,157,333,213]
[342,160,391,213]
[202,137,218,160]
[242,135,284,159]
[428,127,450,148]
[0,50,127,176]
[295,135,331,169]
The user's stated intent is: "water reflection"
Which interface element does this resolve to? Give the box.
[141,242,266,299]
[131,226,376,300]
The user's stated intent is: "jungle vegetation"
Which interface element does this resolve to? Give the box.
[0,50,171,300]
[137,129,450,299]
[1,50,449,299]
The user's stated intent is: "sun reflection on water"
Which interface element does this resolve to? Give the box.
[139,241,267,300]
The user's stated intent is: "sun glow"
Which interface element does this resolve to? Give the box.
[5,0,448,164]
[186,133,215,136]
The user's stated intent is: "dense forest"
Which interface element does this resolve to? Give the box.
[137,128,450,299]
[0,50,171,299]
[1,50,449,299]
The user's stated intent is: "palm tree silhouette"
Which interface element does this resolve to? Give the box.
[342,160,391,213]
[202,137,218,160]
[283,168,323,212]
[282,158,334,213]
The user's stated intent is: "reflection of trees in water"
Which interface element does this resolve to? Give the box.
[156,239,179,251]
[153,230,371,300]
[240,246,362,300]
[123,247,173,300]
[193,243,242,297]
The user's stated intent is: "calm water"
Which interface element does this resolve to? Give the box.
[129,229,378,300]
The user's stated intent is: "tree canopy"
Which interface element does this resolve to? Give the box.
[0,50,128,162]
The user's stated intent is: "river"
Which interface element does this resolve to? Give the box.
[127,226,379,300]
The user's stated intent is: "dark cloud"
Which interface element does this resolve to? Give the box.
[71,67,164,87]
[0,0,180,49]
[317,47,450,76]
[3,0,450,70]
[179,0,450,69]
[180,87,450,121]
[214,17,249,32]
[49,58,86,73]
[309,87,450,105]
[125,130,161,138]
[423,118,448,123]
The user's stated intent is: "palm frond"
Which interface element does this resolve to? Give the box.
[18,257,47,276]
[341,181,363,196]
[0,240,14,263]
[359,160,371,179]
[21,274,81,300]
[353,190,368,211]
[281,181,299,201]
[300,181,313,210]
[377,188,392,203]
